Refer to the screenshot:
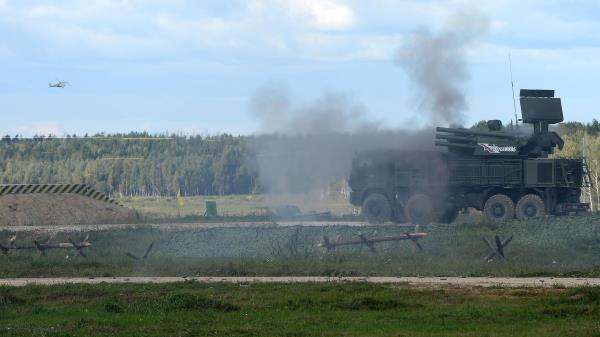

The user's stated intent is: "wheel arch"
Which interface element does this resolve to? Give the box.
[481,188,541,209]
[361,188,391,204]
[481,188,512,209]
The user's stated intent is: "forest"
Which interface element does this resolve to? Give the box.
[0,133,257,197]
[0,120,599,202]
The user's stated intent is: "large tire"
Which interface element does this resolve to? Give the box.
[405,194,437,225]
[515,194,546,219]
[362,193,391,224]
[483,194,515,222]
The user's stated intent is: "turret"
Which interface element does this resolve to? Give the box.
[435,89,565,158]
[435,124,519,156]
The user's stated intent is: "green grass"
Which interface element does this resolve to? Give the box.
[117,193,357,221]
[1,282,600,336]
[2,214,600,278]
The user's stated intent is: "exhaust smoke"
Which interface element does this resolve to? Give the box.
[249,10,489,194]
[396,10,490,126]
[249,84,433,193]
[250,83,379,135]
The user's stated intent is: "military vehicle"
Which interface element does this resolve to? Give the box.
[349,89,590,224]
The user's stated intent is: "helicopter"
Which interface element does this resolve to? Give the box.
[49,80,70,88]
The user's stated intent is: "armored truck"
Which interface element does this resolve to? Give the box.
[349,89,590,224]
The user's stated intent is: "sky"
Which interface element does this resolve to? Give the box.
[0,0,599,136]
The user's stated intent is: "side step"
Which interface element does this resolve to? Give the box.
[0,184,119,205]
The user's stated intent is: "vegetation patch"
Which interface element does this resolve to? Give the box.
[102,292,238,314]
[0,283,599,336]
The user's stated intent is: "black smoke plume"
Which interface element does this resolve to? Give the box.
[396,10,490,126]
[248,11,489,193]
[250,83,380,135]
[249,84,433,193]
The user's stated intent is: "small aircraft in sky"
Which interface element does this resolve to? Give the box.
[49,80,70,88]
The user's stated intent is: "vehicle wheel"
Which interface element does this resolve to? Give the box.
[405,194,437,224]
[515,194,546,220]
[483,194,515,222]
[362,193,391,224]
[440,207,460,224]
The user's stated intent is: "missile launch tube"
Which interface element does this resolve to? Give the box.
[434,141,476,149]
[436,127,515,139]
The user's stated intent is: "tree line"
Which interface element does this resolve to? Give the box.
[0,121,599,198]
[0,133,258,197]
[554,120,600,211]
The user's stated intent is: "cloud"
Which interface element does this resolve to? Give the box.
[354,1,600,47]
[477,43,600,70]
[2,0,600,64]
[154,0,356,55]
[0,1,167,54]
[287,0,355,30]
[44,23,126,48]
[25,5,62,19]
[25,0,142,20]
[19,19,160,53]
[15,122,61,136]
[350,35,403,60]
[156,14,242,47]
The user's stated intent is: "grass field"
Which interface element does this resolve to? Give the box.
[1,282,600,336]
[2,214,600,278]
[116,194,357,220]
[3,214,600,336]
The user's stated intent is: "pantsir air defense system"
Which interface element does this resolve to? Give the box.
[349,89,590,224]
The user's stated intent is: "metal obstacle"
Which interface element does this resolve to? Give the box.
[0,234,91,257]
[482,234,513,262]
[0,184,119,204]
[125,242,155,261]
[319,231,428,252]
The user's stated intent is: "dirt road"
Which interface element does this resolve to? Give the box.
[0,221,380,233]
[1,276,599,288]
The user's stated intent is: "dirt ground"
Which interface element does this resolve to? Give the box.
[1,221,373,233]
[0,194,136,226]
